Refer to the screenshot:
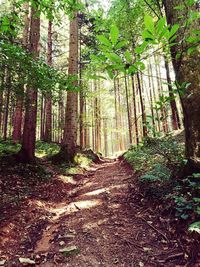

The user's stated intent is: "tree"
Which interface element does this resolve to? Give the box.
[12,2,30,142]
[43,19,53,142]
[18,3,40,162]
[164,0,200,172]
[59,10,79,162]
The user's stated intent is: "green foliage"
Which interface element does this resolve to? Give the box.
[141,15,179,46]
[0,140,60,159]
[141,163,171,182]
[0,40,79,100]
[35,141,60,158]
[124,135,185,198]
[0,139,21,156]
[170,173,200,220]
[125,134,199,231]
[189,221,200,234]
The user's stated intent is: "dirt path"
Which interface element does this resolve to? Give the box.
[25,159,187,267]
[1,159,193,266]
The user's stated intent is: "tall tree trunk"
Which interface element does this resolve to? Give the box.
[117,78,124,151]
[147,66,156,137]
[154,54,168,133]
[131,75,139,144]
[104,118,108,157]
[12,2,29,142]
[164,55,181,130]
[164,0,200,172]
[3,67,11,140]
[44,20,53,142]
[0,67,5,136]
[12,91,23,142]
[60,10,79,162]
[137,72,147,137]
[149,61,161,132]
[18,4,40,162]
[40,95,45,140]
[79,23,85,148]
[114,78,119,150]
[58,91,64,142]
[124,75,132,144]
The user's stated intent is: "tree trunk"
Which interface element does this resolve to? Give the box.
[114,77,119,150]
[59,11,79,162]
[131,75,139,144]
[149,61,161,132]
[154,54,168,134]
[40,95,45,140]
[58,91,64,142]
[124,75,132,144]
[164,55,181,131]
[104,118,108,157]
[0,67,5,136]
[3,68,11,140]
[147,66,156,137]
[137,72,147,137]
[12,2,29,142]
[79,23,85,148]
[117,78,124,150]
[18,4,40,163]
[44,20,53,142]
[164,0,200,172]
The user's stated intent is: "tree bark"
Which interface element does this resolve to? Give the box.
[60,10,79,162]
[137,72,147,137]
[18,4,40,163]
[12,2,29,142]
[131,75,139,144]
[44,20,53,142]
[164,55,181,131]
[0,67,5,136]
[3,67,11,140]
[124,75,132,144]
[164,0,200,172]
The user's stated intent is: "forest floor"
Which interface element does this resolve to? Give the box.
[0,157,199,267]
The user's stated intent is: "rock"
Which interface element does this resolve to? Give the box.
[59,241,65,246]
[0,260,6,266]
[19,258,35,265]
[59,245,80,256]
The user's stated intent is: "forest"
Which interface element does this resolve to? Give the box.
[0,0,200,266]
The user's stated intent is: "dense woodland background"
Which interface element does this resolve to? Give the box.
[0,0,200,265]
[0,0,199,161]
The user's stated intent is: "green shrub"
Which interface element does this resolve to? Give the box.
[35,141,60,158]
[170,173,200,220]
[0,139,21,156]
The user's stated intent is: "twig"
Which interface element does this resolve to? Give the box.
[74,204,81,210]
[143,0,160,19]
[141,217,169,242]
[166,252,184,261]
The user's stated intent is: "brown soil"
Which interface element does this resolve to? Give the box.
[0,159,199,267]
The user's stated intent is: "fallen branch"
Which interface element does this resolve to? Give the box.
[141,217,169,242]
[166,252,184,262]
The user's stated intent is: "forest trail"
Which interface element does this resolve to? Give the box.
[24,159,185,267]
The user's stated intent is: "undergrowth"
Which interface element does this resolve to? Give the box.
[124,133,200,233]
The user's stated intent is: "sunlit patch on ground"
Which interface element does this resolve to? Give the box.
[84,188,107,196]
[83,218,109,230]
[47,199,103,220]
[58,175,77,185]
